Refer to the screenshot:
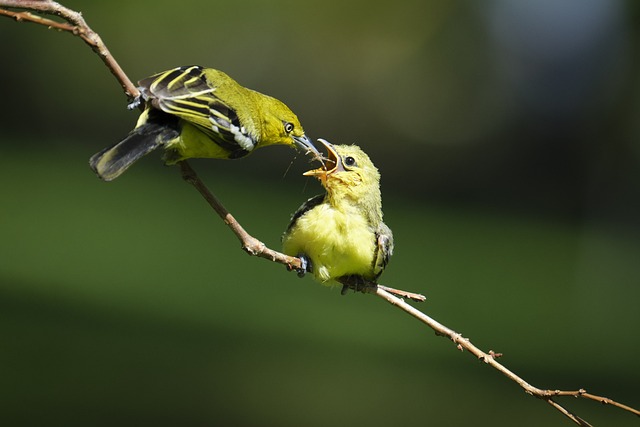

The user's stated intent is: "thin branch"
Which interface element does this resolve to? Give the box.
[178,161,302,269]
[0,0,138,98]
[545,399,592,427]
[178,161,638,424]
[374,289,597,426]
[2,1,639,425]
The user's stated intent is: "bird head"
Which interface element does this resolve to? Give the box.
[304,139,382,212]
[258,95,321,159]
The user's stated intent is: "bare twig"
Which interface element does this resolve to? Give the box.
[139,159,640,427]
[0,0,138,98]
[373,288,638,426]
[178,161,302,269]
[2,1,638,425]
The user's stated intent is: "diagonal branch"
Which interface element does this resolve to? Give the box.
[372,288,638,425]
[178,161,638,425]
[178,161,302,269]
[0,0,138,98]
[2,1,638,425]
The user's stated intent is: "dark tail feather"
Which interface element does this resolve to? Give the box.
[89,122,178,181]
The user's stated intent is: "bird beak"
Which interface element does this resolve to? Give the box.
[293,134,323,160]
[303,138,341,181]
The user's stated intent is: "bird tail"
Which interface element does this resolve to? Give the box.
[89,111,179,181]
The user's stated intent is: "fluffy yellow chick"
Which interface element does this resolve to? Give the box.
[282,139,393,285]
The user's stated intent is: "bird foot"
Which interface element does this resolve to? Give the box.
[127,95,143,110]
[339,275,371,295]
[338,276,426,302]
[287,254,312,278]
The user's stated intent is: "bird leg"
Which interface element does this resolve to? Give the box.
[127,95,143,110]
[287,254,312,278]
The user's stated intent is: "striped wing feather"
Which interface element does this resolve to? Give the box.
[138,65,257,156]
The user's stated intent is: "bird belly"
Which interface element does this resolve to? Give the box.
[283,204,376,283]
[164,122,233,163]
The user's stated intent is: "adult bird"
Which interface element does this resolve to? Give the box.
[90,65,320,181]
[282,139,393,288]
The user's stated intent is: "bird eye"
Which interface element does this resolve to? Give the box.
[344,156,356,167]
[284,122,294,133]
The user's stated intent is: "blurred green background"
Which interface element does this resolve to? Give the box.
[1,1,639,426]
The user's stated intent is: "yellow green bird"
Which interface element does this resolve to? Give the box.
[90,65,320,181]
[282,139,393,286]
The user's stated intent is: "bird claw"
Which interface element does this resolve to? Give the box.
[297,255,311,277]
[288,255,311,278]
[127,95,143,110]
[338,275,370,295]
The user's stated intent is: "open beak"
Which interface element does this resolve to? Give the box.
[293,134,323,160]
[303,138,341,182]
